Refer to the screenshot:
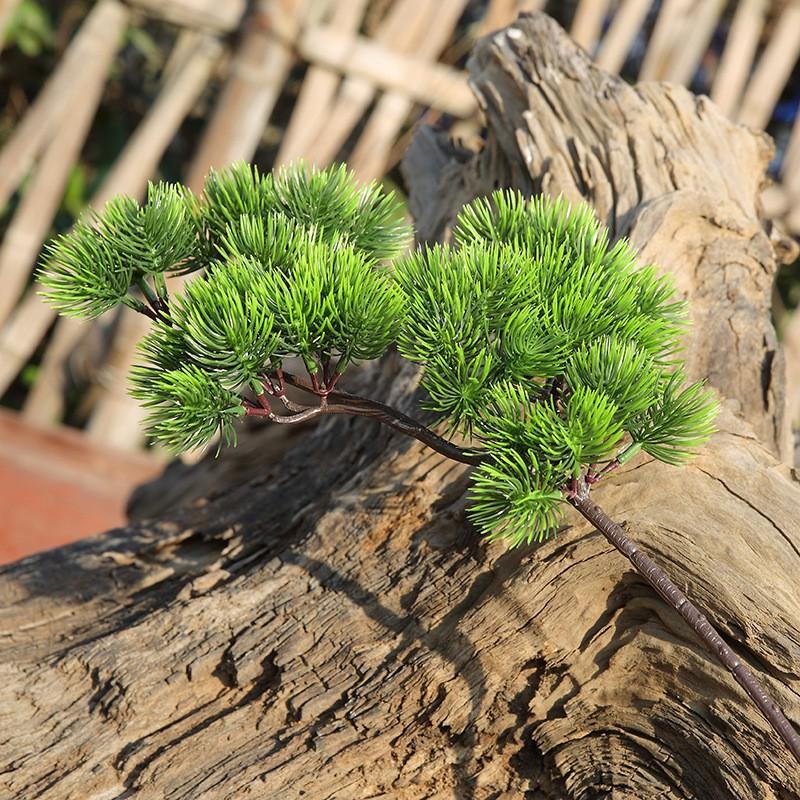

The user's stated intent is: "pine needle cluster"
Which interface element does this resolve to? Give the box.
[39,164,716,546]
[41,163,410,452]
[396,192,717,544]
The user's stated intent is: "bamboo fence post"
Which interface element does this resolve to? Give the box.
[23,34,223,424]
[475,0,547,40]
[0,1,129,328]
[0,84,102,326]
[297,26,475,120]
[518,1,548,14]
[479,0,548,35]
[784,115,800,202]
[84,311,151,448]
[0,294,57,396]
[301,0,429,169]
[161,29,205,81]
[0,0,128,214]
[275,0,368,167]
[126,0,245,32]
[347,0,468,182]
[570,0,612,52]
[185,0,303,190]
[737,1,800,131]
[93,35,223,208]
[19,316,84,423]
[595,0,651,74]
[480,0,519,34]
[709,0,768,117]
[637,0,692,80]
[661,0,726,86]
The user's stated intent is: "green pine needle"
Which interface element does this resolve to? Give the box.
[565,336,661,422]
[468,450,564,546]
[271,162,411,260]
[135,364,245,454]
[39,182,202,318]
[39,220,134,318]
[629,373,719,464]
[40,165,717,537]
[173,259,280,391]
[398,189,716,544]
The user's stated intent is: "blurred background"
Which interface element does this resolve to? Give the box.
[0,0,798,562]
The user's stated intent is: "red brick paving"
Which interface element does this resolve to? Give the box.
[0,408,164,564]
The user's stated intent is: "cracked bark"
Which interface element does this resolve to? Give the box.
[2,13,800,800]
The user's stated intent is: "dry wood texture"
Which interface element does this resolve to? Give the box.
[2,13,800,799]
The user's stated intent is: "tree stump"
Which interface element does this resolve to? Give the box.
[2,13,799,800]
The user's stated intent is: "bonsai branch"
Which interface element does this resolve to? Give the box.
[245,374,485,466]
[568,488,800,764]
[244,384,800,764]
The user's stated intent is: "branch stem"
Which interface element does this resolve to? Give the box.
[281,372,484,465]
[246,370,800,762]
[136,278,170,323]
[568,490,800,765]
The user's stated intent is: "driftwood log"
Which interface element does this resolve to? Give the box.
[2,14,800,799]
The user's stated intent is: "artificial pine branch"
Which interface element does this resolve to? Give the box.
[38,161,800,765]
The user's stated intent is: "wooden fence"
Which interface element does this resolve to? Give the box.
[0,0,798,454]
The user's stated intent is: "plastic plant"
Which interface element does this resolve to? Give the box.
[39,161,800,763]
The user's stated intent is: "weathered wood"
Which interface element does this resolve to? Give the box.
[2,14,800,799]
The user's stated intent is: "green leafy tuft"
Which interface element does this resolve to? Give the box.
[395,190,717,545]
[468,450,564,546]
[40,220,134,318]
[134,364,245,454]
[629,373,718,464]
[173,260,280,391]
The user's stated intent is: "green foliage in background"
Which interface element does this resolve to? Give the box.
[4,0,54,57]
[39,162,717,547]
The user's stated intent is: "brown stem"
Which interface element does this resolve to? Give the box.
[255,393,273,413]
[324,399,484,466]
[254,372,485,465]
[247,373,800,761]
[277,395,307,414]
[139,305,159,322]
[586,458,620,485]
[326,371,342,392]
[269,406,325,424]
[568,490,800,765]
[283,372,483,465]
